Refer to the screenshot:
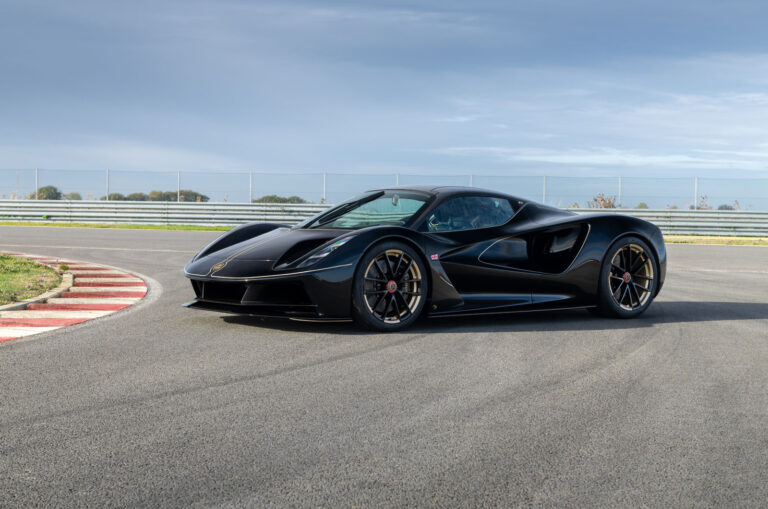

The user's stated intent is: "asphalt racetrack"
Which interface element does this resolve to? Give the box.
[2,226,767,507]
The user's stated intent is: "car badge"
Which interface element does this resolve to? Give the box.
[212,262,226,271]
[430,254,439,260]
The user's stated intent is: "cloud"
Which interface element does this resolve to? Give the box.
[0,139,245,170]
[435,146,768,171]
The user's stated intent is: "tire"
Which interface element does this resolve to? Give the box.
[351,241,428,331]
[596,236,658,318]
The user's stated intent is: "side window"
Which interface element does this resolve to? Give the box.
[426,196,516,232]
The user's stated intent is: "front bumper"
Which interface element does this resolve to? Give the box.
[183,264,354,319]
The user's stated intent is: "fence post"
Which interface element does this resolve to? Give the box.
[35,168,38,200]
[693,176,698,210]
[177,171,181,202]
[469,174,473,187]
[106,168,110,201]
[249,171,253,204]
[396,173,399,186]
[322,172,327,203]
[542,176,547,204]
[618,176,622,207]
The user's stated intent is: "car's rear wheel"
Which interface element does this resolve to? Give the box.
[596,236,658,318]
[351,241,428,331]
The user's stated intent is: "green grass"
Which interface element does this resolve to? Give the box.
[664,235,768,246]
[0,221,233,231]
[0,255,62,305]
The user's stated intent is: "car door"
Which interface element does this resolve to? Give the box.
[422,195,534,311]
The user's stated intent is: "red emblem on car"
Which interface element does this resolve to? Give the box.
[386,280,398,293]
[430,254,439,260]
[623,272,632,283]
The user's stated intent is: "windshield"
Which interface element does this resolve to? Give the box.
[303,190,431,229]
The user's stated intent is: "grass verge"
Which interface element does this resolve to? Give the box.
[664,235,768,246]
[0,255,62,305]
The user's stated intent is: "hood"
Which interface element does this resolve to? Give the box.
[185,227,352,279]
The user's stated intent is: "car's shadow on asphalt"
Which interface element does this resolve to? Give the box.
[221,301,768,335]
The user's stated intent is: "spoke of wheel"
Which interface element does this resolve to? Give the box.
[631,253,647,273]
[392,253,404,279]
[612,262,625,273]
[379,293,392,318]
[383,253,395,279]
[372,260,386,279]
[633,282,650,294]
[400,278,422,283]
[365,290,387,295]
[620,284,630,306]
[401,290,422,295]
[630,283,640,308]
[613,282,624,300]
[371,292,387,314]
[365,277,387,283]
[395,291,410,316]
[633,274,653,281]
[624,247,633,274]
[390,293,401,318]
[397,259,413,282]
[609,274,623,281]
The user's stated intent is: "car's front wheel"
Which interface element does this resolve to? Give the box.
[596,236,658,318]
[351,241,428,331]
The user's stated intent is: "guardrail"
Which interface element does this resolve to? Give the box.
[0,200,329,226]
[1,200,767,236]
[571,208,768,236]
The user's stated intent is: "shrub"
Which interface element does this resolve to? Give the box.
[64,192,82,200]
[588,193,616,208]
[100,193,127,201]
[252,194,308,204]
[146,190,209,202]
[27,185,62,200]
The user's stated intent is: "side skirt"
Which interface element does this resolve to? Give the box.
[426,305,597,319]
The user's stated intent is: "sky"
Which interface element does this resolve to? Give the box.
[2,0,768,182]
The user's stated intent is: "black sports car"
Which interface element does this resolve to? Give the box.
[184,186,666,331]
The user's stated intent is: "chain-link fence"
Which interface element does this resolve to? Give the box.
[2,169,767,210]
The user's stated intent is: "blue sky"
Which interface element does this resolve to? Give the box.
[2,0,768,178]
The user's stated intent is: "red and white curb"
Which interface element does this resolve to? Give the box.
[0,252,147,344]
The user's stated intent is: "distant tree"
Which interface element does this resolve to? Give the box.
[126,192,148,201]
[27,185,62,200]
[144,189,209,202]
[252,194,308,204]
[697,195,712,210]
[100,193,127,201]
[63,192,82,200]
[588,193,616,209]
[718,204,734,211]
[178,190,209,202]
[635,202,649,209]
[668,204,679,209]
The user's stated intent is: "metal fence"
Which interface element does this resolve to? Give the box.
[2,200,767,236]
[2,169,768,211]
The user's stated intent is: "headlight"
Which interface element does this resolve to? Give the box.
[298,236,354,267]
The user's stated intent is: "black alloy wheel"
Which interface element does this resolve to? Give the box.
[596,236,658,318]
[352,241,427,331]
